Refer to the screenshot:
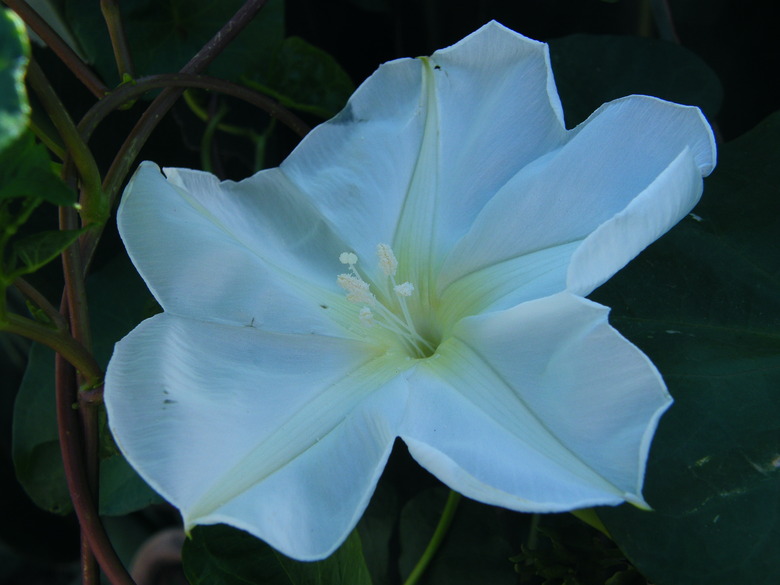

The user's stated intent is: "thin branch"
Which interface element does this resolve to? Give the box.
[0,312,102,384]
[79,73,310,143]
[649,0,680,44]
[55,351,136,585]
[177,0,271,77]
[83,0,271,271]
[100,0,135,79]
[26,60,108,227]
[59,206,92,352]
[12,276,69,331]
[4,0,107,97]
[59,186,103,585]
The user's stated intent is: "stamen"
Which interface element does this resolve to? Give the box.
[337,273,375,305]
[376,243,398,277]
[359,307,374,326]
[335,249,435,358]
[394,282,414,297]
[339,252,358,266]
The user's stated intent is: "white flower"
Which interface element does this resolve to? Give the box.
[105,21,716,561]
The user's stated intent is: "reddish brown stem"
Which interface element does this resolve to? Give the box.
[83,0,270,271]
[56,349,135,585]
[78,73,310,145]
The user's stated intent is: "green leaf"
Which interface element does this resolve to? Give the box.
[511,514,640,585]
[0,130,76,206]
[244,36,355,118]
[549,34,723,128]
[12,252,162,515]
[64,0,284,86]
[63,1,352,119]
[11,342,71,515]
[11,228,84,276]
[183,524,372,585]
[0,8,30,153]
[357,483,399,585]
[98,453,164,516]
[593,113,780,584]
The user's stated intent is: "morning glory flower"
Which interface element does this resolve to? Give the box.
[105,21,716,561]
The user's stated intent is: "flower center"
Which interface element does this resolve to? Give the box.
[337,244,437,359]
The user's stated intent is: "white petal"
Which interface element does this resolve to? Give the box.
[401,293,670,511]
[567,147,703,295]
[281,22,568,285]
[429,21,567,249]
[280,56,425,273]
[438,96,716,294]
[202,374,408,560]
[437,240,579,330]
[119,162,353,336]
[105,314,408,560]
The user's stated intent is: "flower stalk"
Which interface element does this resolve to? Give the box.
[403,491,462,585]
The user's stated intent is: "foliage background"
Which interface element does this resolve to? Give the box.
[1,1,778,584]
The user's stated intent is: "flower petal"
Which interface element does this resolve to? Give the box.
[437,147,705,323]
[401,293,670,511]
[438,96,716,304]
[119,162,354,336]
[566,147,704,295]
[202,374,408,560]
[280,22,568,283]
[426,21,567,250]
[105,313,408,559]
[279,55,425,271]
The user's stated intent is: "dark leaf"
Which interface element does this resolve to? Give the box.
[11,228,84,276]
[594,113,780,584]
[183,524,372,585]
[244,36,355,118]
[64,0,284,86]
[12,253,162,515]
[0,131,76,206]
[549,34,722,128]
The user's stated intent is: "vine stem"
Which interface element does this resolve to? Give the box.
[0,312,101,383]
[4,0,107,97]
[12,277,68,330]
[83,0,271,272]
[649,0,680,43]
[403,491,462,585]
[100,0,135,80]
[55,350,135,585]
[26,59,107,227]
[78,73,311,144]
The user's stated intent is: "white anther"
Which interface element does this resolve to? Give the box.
[394,282,414,297]
[337,273,375,305]
[376,243,398,277]
[359,307,374,326]
[339,252,358,266]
